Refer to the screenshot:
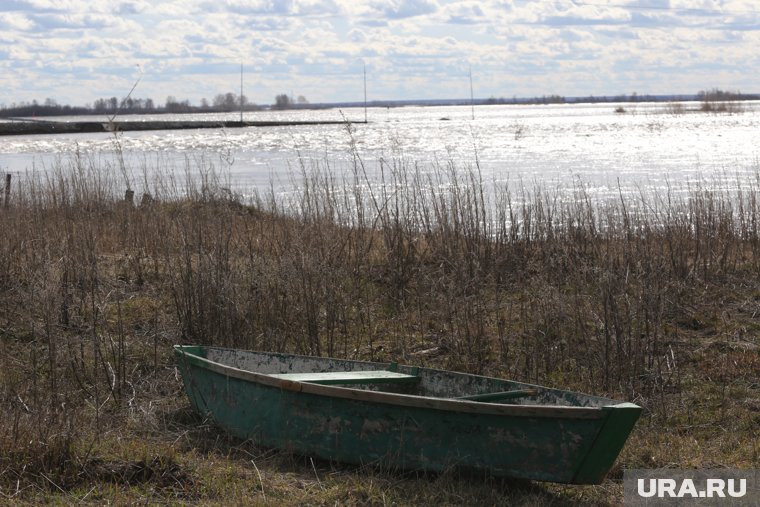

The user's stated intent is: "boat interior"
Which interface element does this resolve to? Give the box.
[181,345,620,408]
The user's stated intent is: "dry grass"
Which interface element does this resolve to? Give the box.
[0,147,758,504]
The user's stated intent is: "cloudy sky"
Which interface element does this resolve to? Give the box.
[1,0,759,107]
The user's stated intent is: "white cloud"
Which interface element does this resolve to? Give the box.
[0,12,36,30]
[450,6,484,24]
[1,0,760,105]
[367,0,439,20]
[117,1,150,15]
[294,0,342,16]
[348,28,367,43]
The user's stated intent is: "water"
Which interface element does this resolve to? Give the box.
[1,102,759,200]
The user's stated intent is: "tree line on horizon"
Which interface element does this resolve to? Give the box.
[1,88,756,118]
[0,91,312,118]
[484,88,760,105]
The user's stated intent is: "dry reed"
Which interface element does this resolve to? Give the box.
[0,146,758,500]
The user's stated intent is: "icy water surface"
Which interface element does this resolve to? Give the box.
[1,102,759,200]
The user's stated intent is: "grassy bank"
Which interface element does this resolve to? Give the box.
[0,154,758,505]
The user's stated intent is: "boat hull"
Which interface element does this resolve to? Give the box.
[175,345,640,484]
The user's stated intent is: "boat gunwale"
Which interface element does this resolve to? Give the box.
[174,345,611,419]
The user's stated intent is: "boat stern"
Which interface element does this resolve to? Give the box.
[571,402,641,484]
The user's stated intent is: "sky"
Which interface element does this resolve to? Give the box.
[1,0,760,107]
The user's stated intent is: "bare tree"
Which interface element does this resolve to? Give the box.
[274,94,291,109]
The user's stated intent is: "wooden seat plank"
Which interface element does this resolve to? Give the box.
[456,389,538,402]
[269,370,419,385]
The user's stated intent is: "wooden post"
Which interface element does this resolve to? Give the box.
[125,189,134,206]
[140,192,153,207]
[4,174,10,209]
[469,66,475,121]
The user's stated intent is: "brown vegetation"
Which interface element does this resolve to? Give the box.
[0,149,758,504]
[697,88,747,114]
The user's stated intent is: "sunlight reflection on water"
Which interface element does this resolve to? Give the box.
[1,102,759,202]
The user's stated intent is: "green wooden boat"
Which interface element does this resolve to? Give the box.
[174,345,640,484]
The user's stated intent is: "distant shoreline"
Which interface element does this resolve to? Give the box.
[2,93,757,136]
[3,91,760,120]
[313,93,760,109]
[0,119,363,137]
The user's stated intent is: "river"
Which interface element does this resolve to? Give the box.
[2,101,759,201]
